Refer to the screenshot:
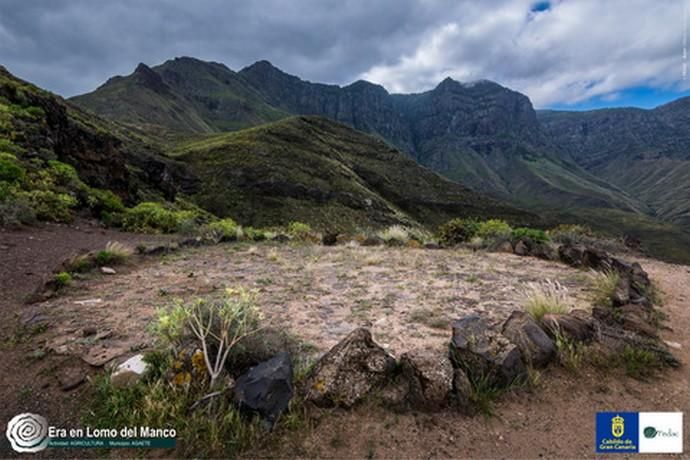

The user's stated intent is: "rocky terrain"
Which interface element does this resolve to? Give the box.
[0,222,687,458]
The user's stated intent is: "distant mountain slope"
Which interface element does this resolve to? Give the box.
[539,104,690,228]
[73,57,642,216]
[0,65,195,203]
[71,57,288,138]
[174,116,539,230]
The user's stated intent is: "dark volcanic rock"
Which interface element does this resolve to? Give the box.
[304,328,396,408]
[541,310,596,342]
[501,311,556,368]
[234,352,294,423]
[399,349,454,409]
[450,315,526,387]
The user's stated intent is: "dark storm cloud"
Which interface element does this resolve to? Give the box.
[0,0,686,106]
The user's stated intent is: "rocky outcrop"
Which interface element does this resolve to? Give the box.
[111,354,149,388]
[541,310,596,342]
[501,311,556,368]
[450,315,526,386]
[399,349,454,409]
[303,328,396,408]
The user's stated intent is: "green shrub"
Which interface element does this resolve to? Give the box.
[476,219,512,239]
[95,242,133,266]
[287,221,312,240]
[0,197,36,226]
[122,202,200,234]
[437,218,479,246]
[86,188,125,215]
[511,227,549,244]
[46,160,80,188]
[547,224,593,245]
[20,189,77,222]
[377,225,410,244]
[243,227,266,241]
[0,139,25,155]
[206,218,239,241]
[0,153,25,183]
[621,345,662,380]
[54,272,72,289]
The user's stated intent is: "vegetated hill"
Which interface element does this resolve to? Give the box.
[173,116,539,230]
[0,65,196,205]
[71,57,288,139]
[539,104,690,229]
[73,57,642,214]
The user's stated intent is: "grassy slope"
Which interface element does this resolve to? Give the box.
[174,116,539,231]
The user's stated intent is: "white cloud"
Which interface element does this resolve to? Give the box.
[359,0,688,106]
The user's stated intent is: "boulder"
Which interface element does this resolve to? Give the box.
[272,234,291,243]
[424,242,442,250]
[399,349,454,408]
[304,328,396,407]
[111,354,149,388]
[529,244,557,261]
[501,311,556,368]
[611,276,631,307]
[234,352,293,423]
[495,241,514,253]
[450,315,526,387]
[593,304,657,338]
[513,240,528,256]
[541,310,596,342]
[322,233,339,246]
[100,266,116,275]
[558,244,586,267]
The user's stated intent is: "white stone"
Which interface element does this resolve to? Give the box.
[100,267,116,275]
[111,354,148,388]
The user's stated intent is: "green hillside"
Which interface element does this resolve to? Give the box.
[175,116,539,231]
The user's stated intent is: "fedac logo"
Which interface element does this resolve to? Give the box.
[596,412,639,453]
[596,412,683,454]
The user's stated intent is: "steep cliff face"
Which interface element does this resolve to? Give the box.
[539,105,690,228]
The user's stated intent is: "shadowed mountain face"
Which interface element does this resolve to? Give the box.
[72,57,645,215]
[538,103,690,229]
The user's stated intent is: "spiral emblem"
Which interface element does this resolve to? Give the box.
[5,413,49,453]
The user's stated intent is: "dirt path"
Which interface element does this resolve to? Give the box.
[0,221,171,456]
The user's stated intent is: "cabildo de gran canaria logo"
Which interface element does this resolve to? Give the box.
[611,414,625,438]
[596,412,683,454]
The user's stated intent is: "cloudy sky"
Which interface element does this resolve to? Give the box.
[1,0,688,109]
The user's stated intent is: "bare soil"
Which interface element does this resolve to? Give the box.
[1,222,688,458]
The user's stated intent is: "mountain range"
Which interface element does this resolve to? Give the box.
[3,56,689,262]
[69,56,690,262]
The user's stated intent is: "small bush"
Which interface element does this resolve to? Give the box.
[476,219,512,239]
[206,218,239,241]
[547,224,592,244]
[437,218,479,246]
[20,189,77,222]
[243,227,266,242]
[122,202,200,234]
[0,190,35,226]
[590,270,620,308]
[512,227,549,244]
[54,272,72,289]
[377,225,410,244]
[86,188,124,216]
[95,241,133,266]
[153,288,263,389]
[287,221,312,240]
[553,332,585,372]
[524,279,571,321]
[621,345,662,380]
[0,153,25,183]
